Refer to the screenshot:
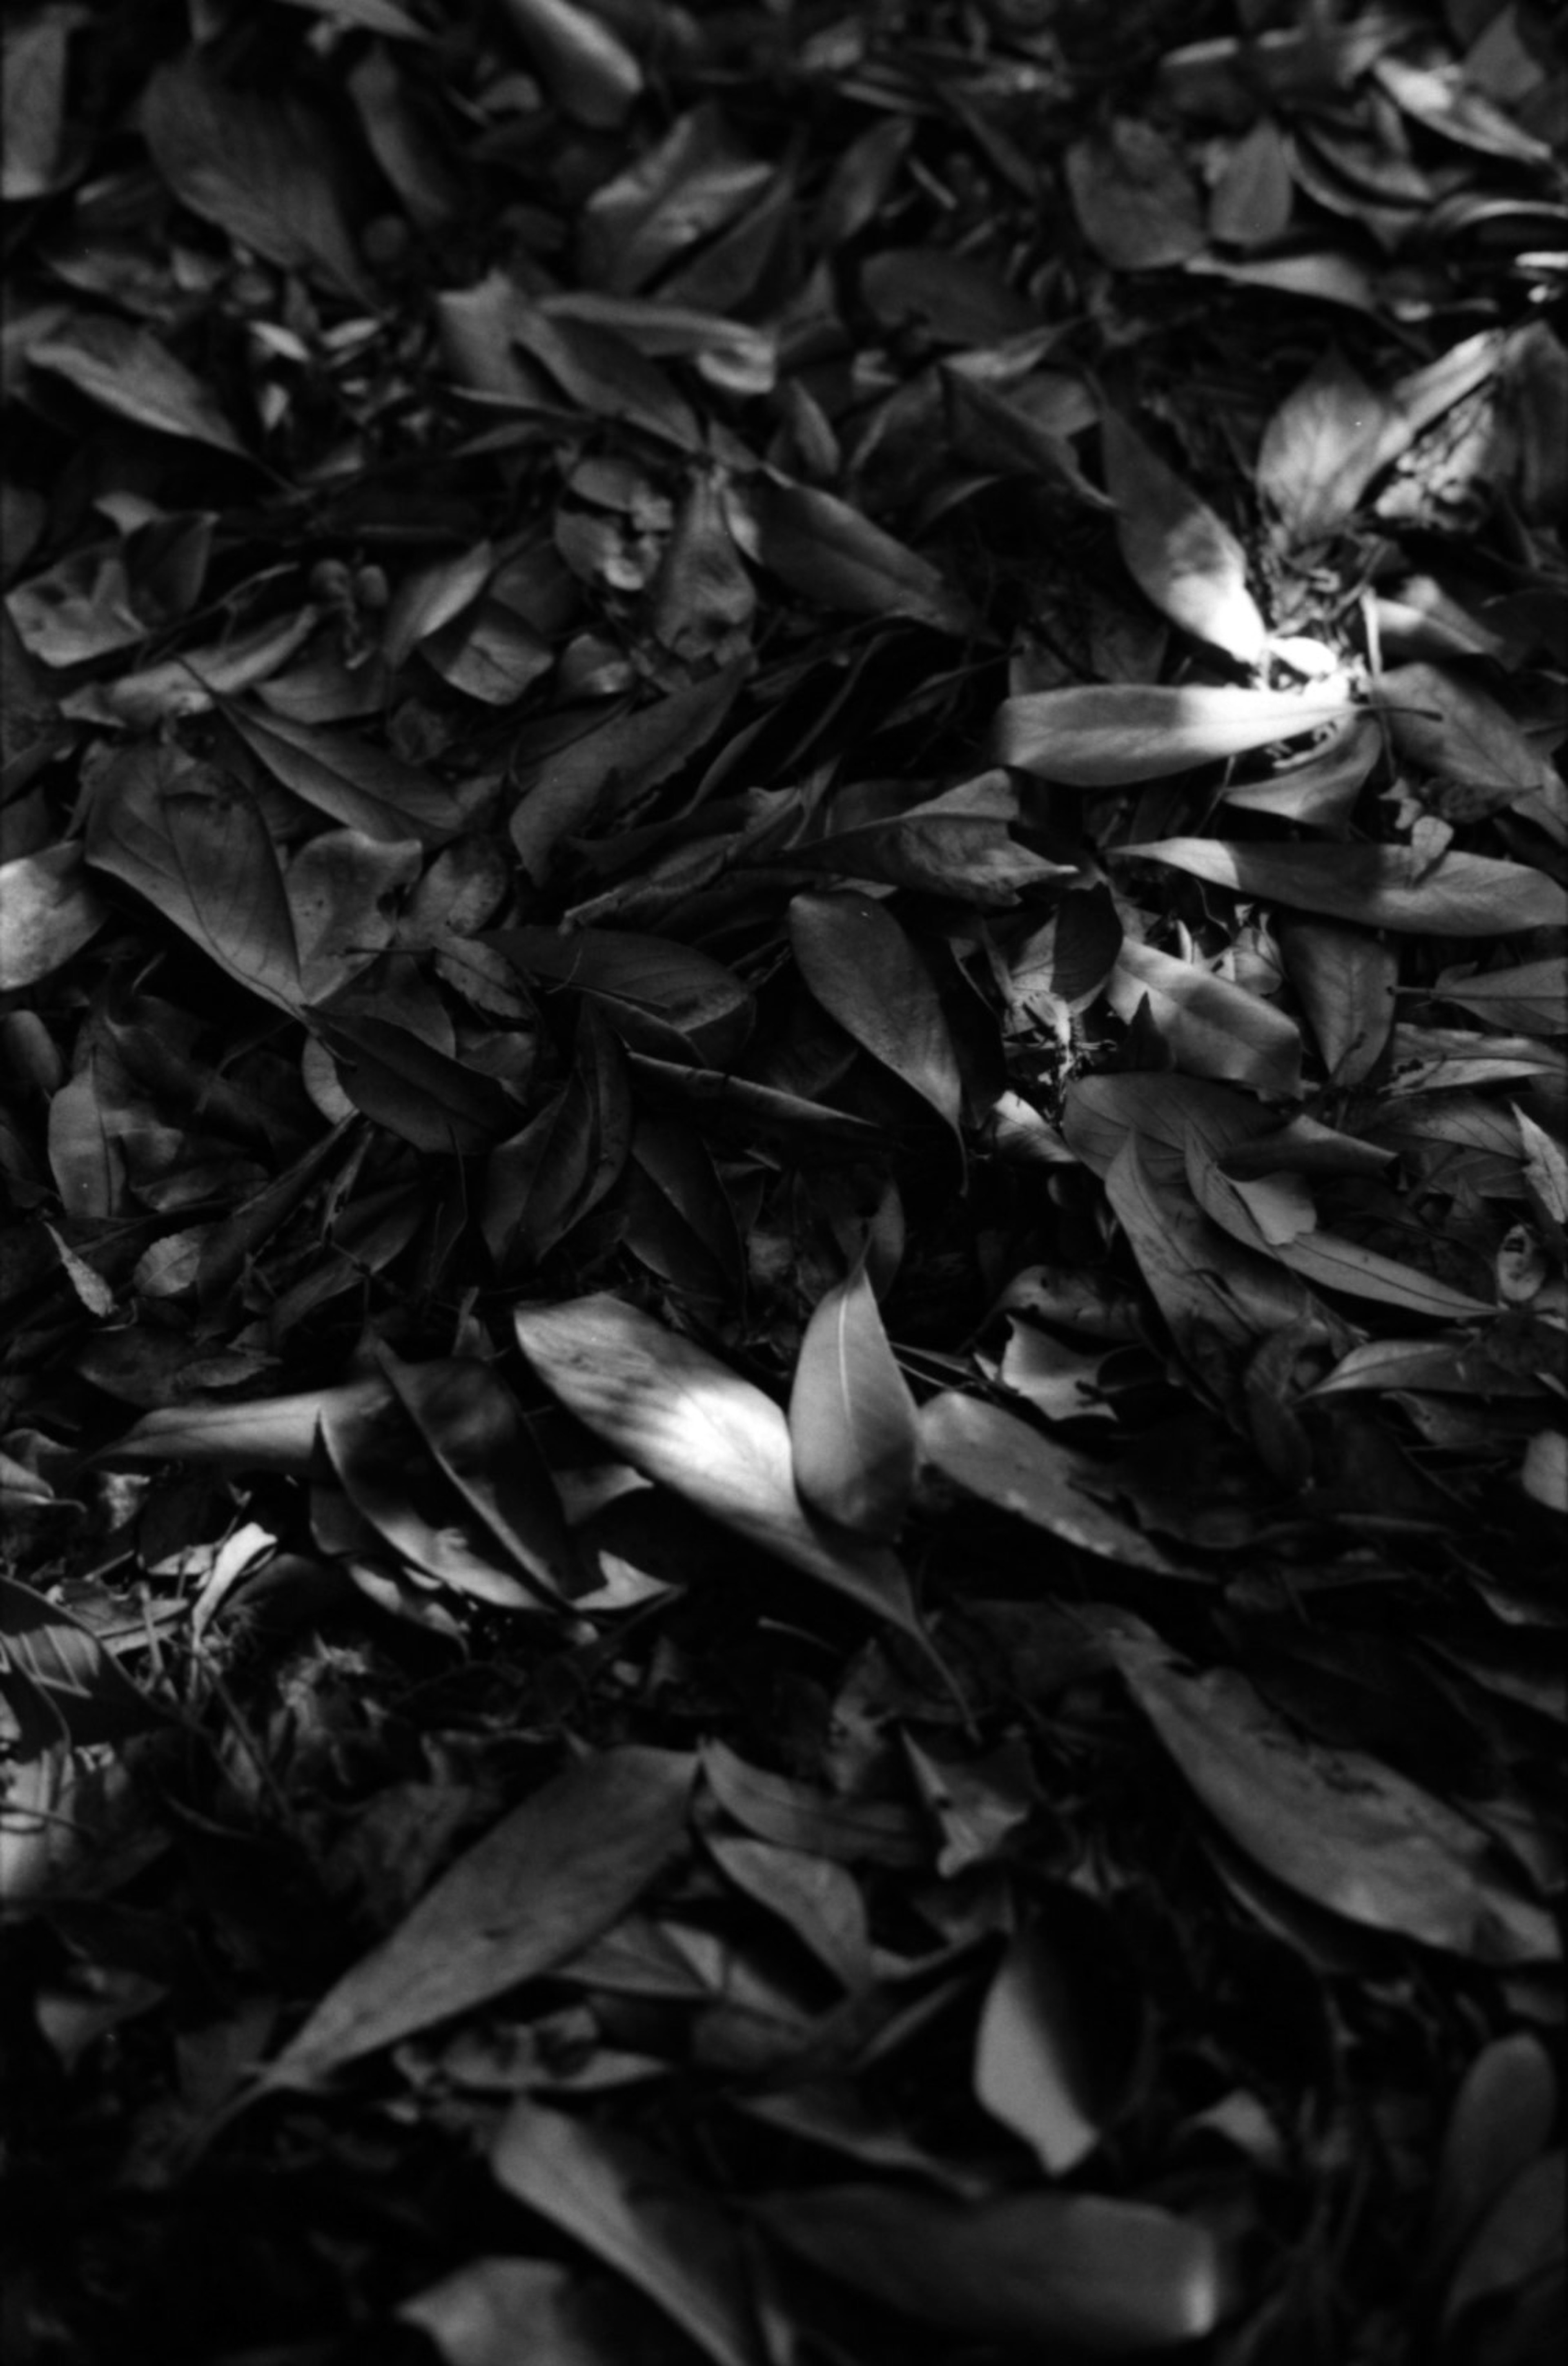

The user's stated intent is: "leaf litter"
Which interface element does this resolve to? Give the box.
[1,3,1565,2362]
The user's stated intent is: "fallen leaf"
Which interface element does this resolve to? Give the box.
[789,1256,920,1540]
[514,1295,924,1635]
[492,2104,766,2366]
[996,682,1354,784]
[269,1747,695,2082]
[1111,1632,1559,1963]
[757,2183,1225,2352]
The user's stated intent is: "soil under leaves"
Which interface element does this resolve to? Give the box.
[2,3,1566,2362]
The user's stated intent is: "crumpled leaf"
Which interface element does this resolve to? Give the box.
[789,1256,919,1541]
[1100,407,1266,666]
[269,1747,695,2083]
[757,2182,1225,2353]
[996,682,1354,784]
[514,1295,924,1636]
[1121,839,1568,936]
[492,2105,766,2366]
[1111,1629,1559,1963]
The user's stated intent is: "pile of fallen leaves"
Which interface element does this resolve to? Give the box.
[2,0,1566,2360]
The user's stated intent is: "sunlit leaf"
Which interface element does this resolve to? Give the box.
[789,1256,919,1540]
[996,682,1354,784]
[1100,407,1265,665]
[1120,839,1568,935]
[514,1295,923,1635]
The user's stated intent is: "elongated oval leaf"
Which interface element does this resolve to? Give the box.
[29,316,250,457]
[750,476,976,637]
[270,1747,695,2083]
[757,2183,1225,2352]
[1119,839,1568,936]
[85,746,304,1011]
[492,2104,766,2366]
[974,1917,1128,2175]
[514,1295,921,1635]
[920,1392,1198,1576]
[321,1372,543,1610]
[377,1346,587,1601]
[96,1379,392,1475]
[789,1258,919,1539]
[1101,407,1265,664]
[996,683,1354,785]
[789,891,963,1135]
[490,927,753,1066]
[1106,938,1303,1097]
[1110,1633,1559,1963]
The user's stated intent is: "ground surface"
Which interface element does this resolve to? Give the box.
[1,3,1566,2362]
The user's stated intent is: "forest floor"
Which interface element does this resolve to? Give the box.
[1,3,1566,2362]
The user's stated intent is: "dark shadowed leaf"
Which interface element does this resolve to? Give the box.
[789,1256,919,1540]
[789,892,963,1138]
[312,1015,515,1154]
[514,1296,923,1636]
[492,2104,766,2366]
[1111,1631,1559,1963]
[919,1392,1200,1577]
[269,1747,695,2082]
[223,702,463,846]
[749,477,975,637]
[489,927,753,1065]
[757,2182,1225,2351]
[143,52,373,301]
[0,1575,169,1747]
[28,316,250,457]
[85,745,304,1011]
